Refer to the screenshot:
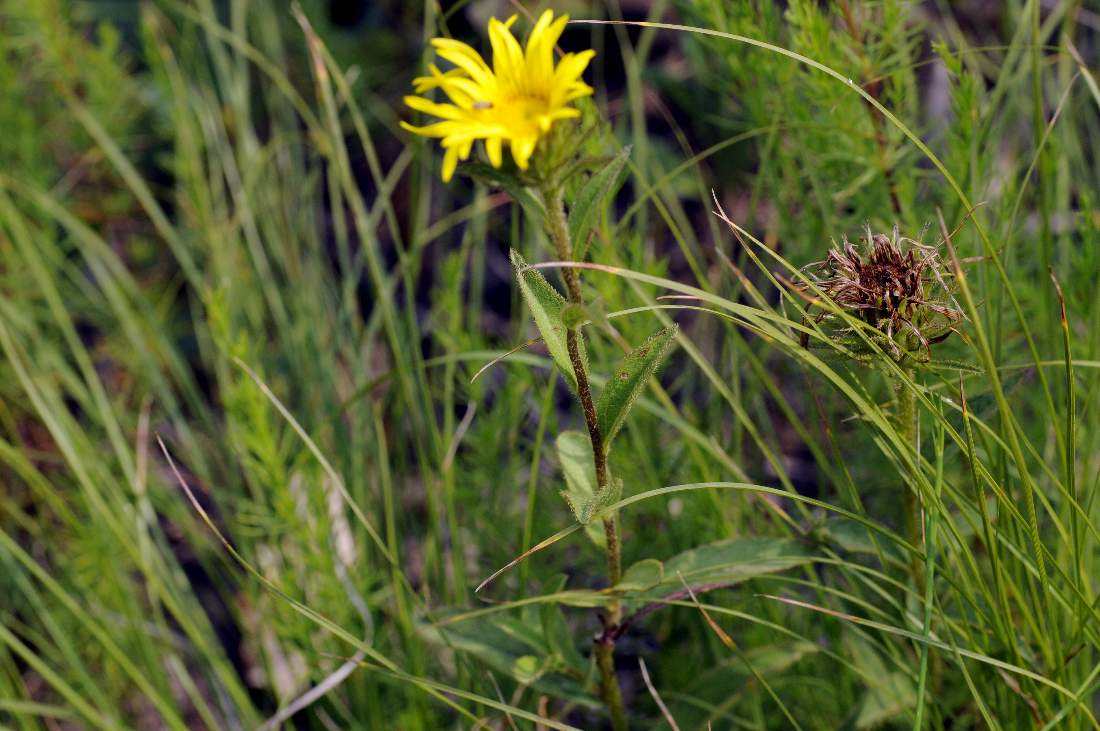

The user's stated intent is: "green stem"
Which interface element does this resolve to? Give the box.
[896,366,945,708]
[894,368,925,593]
[542,184,627,731]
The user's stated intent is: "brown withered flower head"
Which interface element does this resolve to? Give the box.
[799,226,964,363]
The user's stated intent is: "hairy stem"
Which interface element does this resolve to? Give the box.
[595,638,625,731]
[542,184,627,731]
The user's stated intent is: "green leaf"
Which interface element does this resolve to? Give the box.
[559,298,612,334]
[461,163,544,218]
[492,615,549,656]
[579,477,622,525]
[552,590,610,608]
[568,146,631,258]
[510,249,586,390]
[557,431,621,532]
[557,431,596,506]
[511,655,544,684]
[626,537,812,607]
[845,635,914,727]
[555,430,605,546]
[560,302,588,330]
[923,358,982,374]
[816,517,905,565]
[661,642,819,727]
[855,673,915,728]
[540,603,587,673]
[596,325,678,451]
[422,613,601,707]
[616,558,664,592]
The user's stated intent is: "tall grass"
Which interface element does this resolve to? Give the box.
[0,1,1098,728]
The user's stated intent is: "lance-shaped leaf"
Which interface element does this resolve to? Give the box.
[624,537,812,608]
[422,612,600,707]
[597,325,678,451]
[568,146,631,259]
[510,249,587,390]
[555,431,605,546]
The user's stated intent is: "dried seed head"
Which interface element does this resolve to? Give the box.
[800,226,963,363]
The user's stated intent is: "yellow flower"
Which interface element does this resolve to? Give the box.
[402,10,596,182]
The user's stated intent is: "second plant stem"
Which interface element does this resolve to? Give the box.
[895,365,945,697]
[542,184,627,731]
[894,367,925,592]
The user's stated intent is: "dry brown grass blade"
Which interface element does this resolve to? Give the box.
[638,657,681,731]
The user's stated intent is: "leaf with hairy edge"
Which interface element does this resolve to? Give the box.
[555,431,605,547]
[510,249,586,390]
[579,477,622,525]
[597,325,678,451]
[568,146,631,259]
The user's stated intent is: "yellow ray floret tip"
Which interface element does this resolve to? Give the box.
[404,10,595,182]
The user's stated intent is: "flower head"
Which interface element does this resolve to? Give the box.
[402,10,595,182]
[800,227,963,362]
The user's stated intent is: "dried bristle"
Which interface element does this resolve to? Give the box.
[803,228,962,361]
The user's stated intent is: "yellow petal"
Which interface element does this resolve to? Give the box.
[416,75,477,109]
[553,50,596,86]
[441,145,459,181]
[488,16,525,89]
[439,122,506,145]
[420,75,480,108]
[511,135,537,170]
[528,12,568,64]
[560,83,594,104]
[412,64,467,93]
[432,38,495,89]
[524,11,553,89]
[401,120,463,139]
[485,136,503,167]
[527,10,555,47]
[404,95,466,121]
[535,107,580,132]
[410,10,597,185]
